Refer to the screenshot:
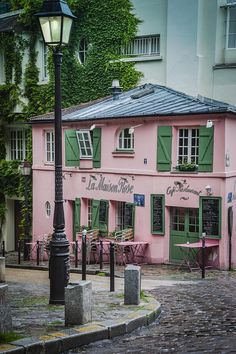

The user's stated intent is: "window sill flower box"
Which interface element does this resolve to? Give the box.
[175,163,198,172]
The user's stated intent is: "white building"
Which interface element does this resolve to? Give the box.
[127,0,236,105]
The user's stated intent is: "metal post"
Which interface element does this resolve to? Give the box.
[49,48,70,305]
[110,242,115,292]
[75,240,78,268]
[82,229,87,280]
[18,240,21,265]
[23,174,30,261]
[1,241,5,257]
[201,233,206,279]
[99,239,103,270]
[36,240,40,266]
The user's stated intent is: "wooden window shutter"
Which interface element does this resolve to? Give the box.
[92,199,100,229]
[124,203,135,234]
[73,198,81,240]
[198,126,214,172]
[65,130,80,167]
[157,126,172,171]
[93,128,101,168]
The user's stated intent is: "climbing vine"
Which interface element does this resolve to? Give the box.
[0,0,141,240]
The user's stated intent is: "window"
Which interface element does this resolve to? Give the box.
[42,42,48,80]
[76,130,93,158]
[45,201,51,217]
[0,50,5,83]
[178,128,199,165]
[118,128,134,150]
[9,129,28,161]
[121,35,160,56]
[88,199,92,228]
[227,6,236,48]
[45,131,54,163]
[78,38,88,64]
[116,201,126,230]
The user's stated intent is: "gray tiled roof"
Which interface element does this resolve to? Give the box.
[32,83,236,123]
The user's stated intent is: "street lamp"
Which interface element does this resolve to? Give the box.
[35,0,76,305]
[19,160,31,261]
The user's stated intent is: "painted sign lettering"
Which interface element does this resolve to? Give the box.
[166,179,202,200]
[86,176,134,194]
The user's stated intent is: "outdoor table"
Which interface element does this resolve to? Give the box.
[175,239,219,271]
[114,241,149,265]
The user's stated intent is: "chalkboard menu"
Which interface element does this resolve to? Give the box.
[201,198,221,237]
[151,194,165,234]
[99,200,107,224]
[124,203,134,228]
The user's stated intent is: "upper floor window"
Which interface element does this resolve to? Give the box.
[76,130,93,158]
[9,129,28,161]
[45,131,54,163]
[178,128,199,165]
[78,38,88,65]
[227,6,236,48]
[0,50,5,83]
[118,128,134,150]
[41,42,48,80]
[121,35,160,57]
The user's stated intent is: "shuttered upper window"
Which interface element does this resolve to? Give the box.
[76,130,93,158]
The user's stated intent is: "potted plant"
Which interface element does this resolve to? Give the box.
[175,161,198,172]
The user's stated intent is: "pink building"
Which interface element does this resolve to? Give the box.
[31,84,236,269]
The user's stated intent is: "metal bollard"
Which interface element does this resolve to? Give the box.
[201,233,206,279]
[36,240,40,266]
[18,240,21,265]
[110,242,115,292]
[2,240,5,257]
[82,229,87,281]
[75,240,78,268]
[99,239,103,270]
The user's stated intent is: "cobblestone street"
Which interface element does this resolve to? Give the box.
[69,271,236,354]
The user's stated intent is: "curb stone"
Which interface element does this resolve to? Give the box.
[0,298,160,354]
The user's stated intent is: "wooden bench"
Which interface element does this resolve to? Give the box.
[114,228,133,242]
[76,229,100,263]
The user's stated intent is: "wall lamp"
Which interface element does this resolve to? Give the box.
[205,185,213,195]
[129,124,143,135]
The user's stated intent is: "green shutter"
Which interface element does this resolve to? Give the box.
[124,203,135,234]
[198,127,214,172]
[93,128,101,168]
[73,198,81,240]
[65,130,80,167]
[99,200,109,235]
[157,126,172,171]
[92,199,100,229]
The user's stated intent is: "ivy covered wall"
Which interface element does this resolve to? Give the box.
[0,0,141,242]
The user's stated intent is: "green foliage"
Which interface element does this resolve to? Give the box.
[0,332,22,344]
[0,0,141,233]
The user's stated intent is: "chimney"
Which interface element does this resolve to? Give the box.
[111,79,122,100]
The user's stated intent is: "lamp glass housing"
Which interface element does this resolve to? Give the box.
[39,15,73,46]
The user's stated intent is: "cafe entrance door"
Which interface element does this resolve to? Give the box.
[169,207,199,262]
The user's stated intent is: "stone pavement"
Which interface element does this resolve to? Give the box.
[1,257,236,353]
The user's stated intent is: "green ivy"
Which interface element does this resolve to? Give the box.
[0,0,141,240]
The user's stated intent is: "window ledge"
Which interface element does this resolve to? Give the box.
[213,63,236,70]
[112,150,135,158]
[171,170,198,174]
[119,55,162,63]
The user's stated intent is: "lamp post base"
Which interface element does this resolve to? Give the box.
[49,235,70,305]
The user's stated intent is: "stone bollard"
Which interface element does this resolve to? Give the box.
[124,264,141,305]
[0,284,12,333]
[65,281,92,326]
[0,257,5,282]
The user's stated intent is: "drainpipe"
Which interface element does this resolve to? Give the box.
[228,206,233,271]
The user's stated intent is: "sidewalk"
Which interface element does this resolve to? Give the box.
[0,254,222,353]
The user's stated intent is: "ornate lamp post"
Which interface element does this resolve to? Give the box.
[35,0,76,304]
[19,160,31,261]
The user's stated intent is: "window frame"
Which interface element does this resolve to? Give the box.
[118,128,134,151]
[116,201,126,230]
[226,5,236,49]
[121,35,160,57]
[78,38,88,65]
[76,130,93,159]
[45,130,54,164]
[8,128,29,161]
[41,42,48,81]
[177,128,199,165]
[87,199,93,229]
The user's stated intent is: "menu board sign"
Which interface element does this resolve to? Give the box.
[151,195,164,234]
[201,198,220,237]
